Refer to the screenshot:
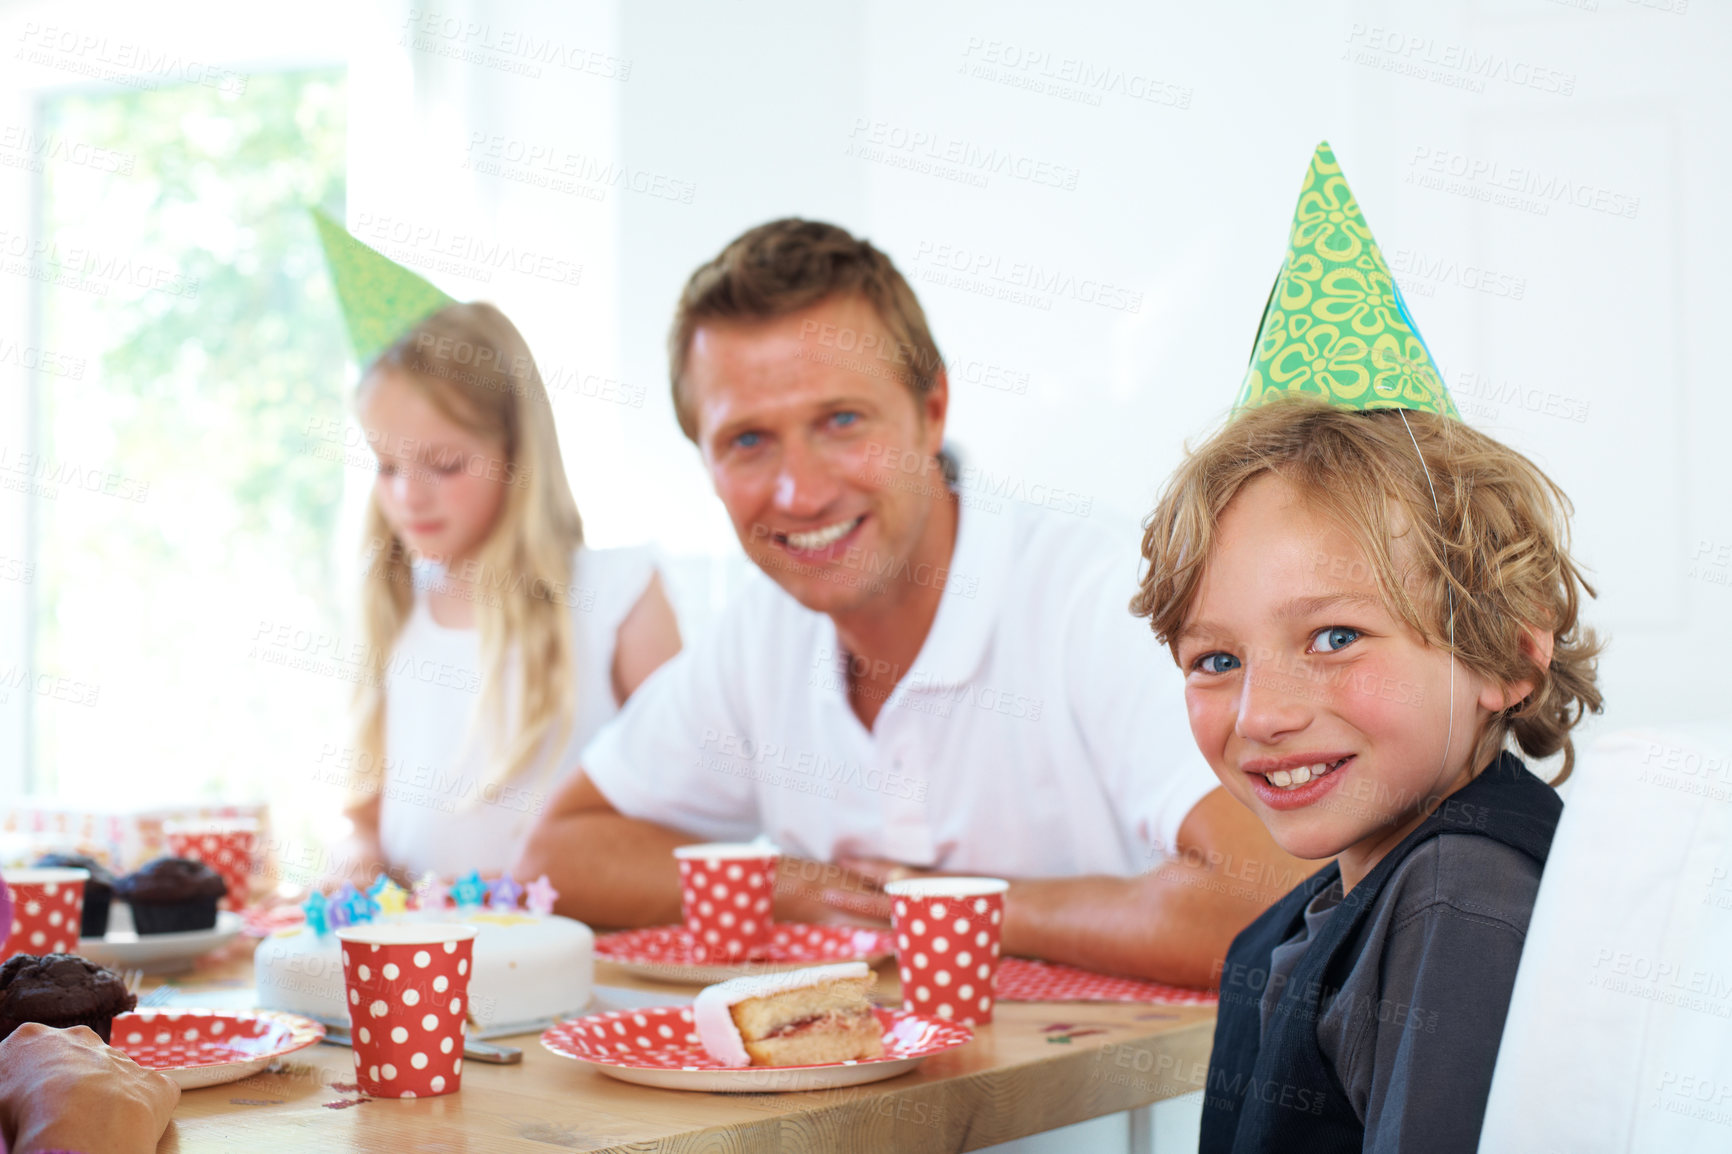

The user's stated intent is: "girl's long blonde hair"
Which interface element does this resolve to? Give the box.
[348,302,583,816]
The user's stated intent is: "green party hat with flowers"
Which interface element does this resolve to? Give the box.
[311,207,456,367]
[1237,142,1458,419]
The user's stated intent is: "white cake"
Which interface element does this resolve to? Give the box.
[255,908,594,1038]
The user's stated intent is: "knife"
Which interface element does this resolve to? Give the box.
[317,1022,522,1065]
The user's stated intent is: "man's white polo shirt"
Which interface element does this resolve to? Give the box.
[581,497,1218,877]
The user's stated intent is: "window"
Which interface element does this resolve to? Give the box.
[19,68,349,852]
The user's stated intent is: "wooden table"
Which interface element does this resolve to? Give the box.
[153,946,1214,1153]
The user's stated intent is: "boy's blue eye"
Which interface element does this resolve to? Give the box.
[1197,652,1241,675]
[1313,626,1360,653]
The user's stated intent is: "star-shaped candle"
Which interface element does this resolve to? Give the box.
[301,891,330,935]
[524,874,560,917]
[354,885,381,924]
[369,874,408,916]
[411,872,447,911]
[486,874,523,912]
[450,870,487,910]
[331,882,378,927]
[325,883,359,930]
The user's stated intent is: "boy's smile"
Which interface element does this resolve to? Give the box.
[1241,752,1356,810]
[1175,473,1526,891]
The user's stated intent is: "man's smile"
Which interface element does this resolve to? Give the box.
[774,514,867,556]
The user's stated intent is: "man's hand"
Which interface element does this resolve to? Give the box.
[777,857,906,924]
[0,1023,180,1154]
[809,857,977,922]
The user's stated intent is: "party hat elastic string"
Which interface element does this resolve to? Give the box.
[1398,408,1457,783]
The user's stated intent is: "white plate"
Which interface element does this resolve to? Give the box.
[77,911,244,973]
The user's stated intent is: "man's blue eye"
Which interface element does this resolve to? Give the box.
[1313,626,1360,653]
[832,411,859,427]
[1197,652,1241,675]
[735,431,762,449]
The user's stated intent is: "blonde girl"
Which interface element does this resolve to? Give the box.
[340,302,680,879]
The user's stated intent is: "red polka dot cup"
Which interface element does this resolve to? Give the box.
[1,867,88,956]
[336,923,476,1099]
[163,818,258,911]
[672,843,779,962]
[885,876,1009,1026]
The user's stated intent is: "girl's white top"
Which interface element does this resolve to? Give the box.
[692,962,871,1068]
[378,544,658,878]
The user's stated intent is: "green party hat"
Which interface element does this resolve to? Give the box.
[311,207,456,367]
[1237,142,1458,419]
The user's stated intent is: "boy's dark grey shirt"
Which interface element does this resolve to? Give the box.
[1257,835,1543,1152]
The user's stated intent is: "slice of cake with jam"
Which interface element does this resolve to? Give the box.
[693,962,884,1067]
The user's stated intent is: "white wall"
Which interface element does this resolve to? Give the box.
[587,0,1731,748]
[2,0,1725,788]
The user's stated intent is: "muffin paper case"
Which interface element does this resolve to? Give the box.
[163,819,257,911]
[673,843,779,962]
[1,868,87,956]
[118,858,227,935]
[337,923,476,1098]
[34,854,115,937]
[885,877,1008,1026]
[1237,141,1459,420]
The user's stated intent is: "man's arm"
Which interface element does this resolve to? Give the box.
[1000,788,1313,988]
[516,769,902,929]
[513,770,691,928]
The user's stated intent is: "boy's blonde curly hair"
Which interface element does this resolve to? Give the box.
[1131,394,1604,782]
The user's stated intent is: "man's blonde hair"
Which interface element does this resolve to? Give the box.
[349,302,584,818]
[666,218,943,440]
[1131,394,1603,782]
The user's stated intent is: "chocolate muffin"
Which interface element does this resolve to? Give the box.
[0,953,137,1043]
[33,853,116,938]
[114,857,227,935]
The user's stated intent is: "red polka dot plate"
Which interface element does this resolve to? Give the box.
[541,1005,972,1092]
[595,923,895,985]
[111,1008,326,1089]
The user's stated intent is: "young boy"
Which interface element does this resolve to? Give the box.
[1132,143,1603,1153]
